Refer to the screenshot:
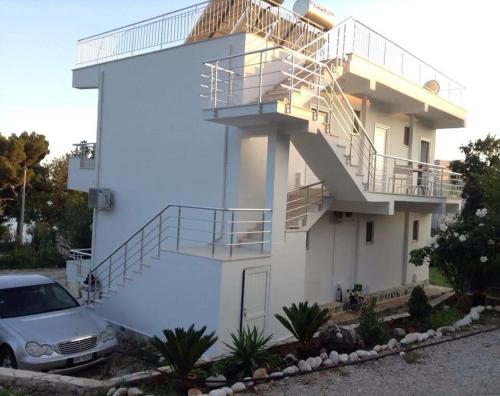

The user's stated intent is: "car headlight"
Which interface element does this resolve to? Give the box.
[100,325,116,343]
[25,341,53,357]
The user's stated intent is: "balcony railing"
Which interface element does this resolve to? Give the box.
[326,18,465,104]
[71,142,96,169]
[75,0,324,67]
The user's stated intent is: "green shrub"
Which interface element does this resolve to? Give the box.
[428,308,461,329]
[224,326,278,378]
[0,244,65,269]
[151,324,217,378]
[356,299,388,347]
[407,286,432,322]
[275,301,329,345]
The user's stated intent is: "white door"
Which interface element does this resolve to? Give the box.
[373,126,388,192]
[241,267,270,333]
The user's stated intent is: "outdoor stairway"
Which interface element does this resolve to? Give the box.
[286,181,331,230]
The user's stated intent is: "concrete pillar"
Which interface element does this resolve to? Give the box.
[264,129,290,245]
[401,211,410,285]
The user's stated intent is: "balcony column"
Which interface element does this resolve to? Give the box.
[264,128,290,245]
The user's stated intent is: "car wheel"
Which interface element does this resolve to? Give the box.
[0,346,17,369]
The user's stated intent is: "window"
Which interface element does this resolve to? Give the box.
[366,221,374,244]
[412,220,419,241]
[403,126,410,146]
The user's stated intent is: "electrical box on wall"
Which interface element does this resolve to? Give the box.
[88,188,113,210]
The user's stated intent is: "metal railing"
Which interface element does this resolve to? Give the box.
[75,0,325,67]
[68,248,93,261]
[202,45,464,199]
[71,142,96,169]
[85,204,271,303]
[325,18,465,104]
[369,154,463,198]
[286,181,329,229]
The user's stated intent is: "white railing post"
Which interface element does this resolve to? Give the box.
[211,209,217,257]
[229,211,235,257]
[258,50,264,105]
[214,61,219,109]
[158,213,162,256]
[176,206,181,251]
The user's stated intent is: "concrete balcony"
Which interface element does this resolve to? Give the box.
[68,142,96,193]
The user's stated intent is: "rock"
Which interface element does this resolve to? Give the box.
[269,372,283,379]
[369,350,377,356]
[318,322,364,350]
[282,366,299,375]
[322,358,333,367]
[438,326,456,334]
[127,388,143,396]
[394,328,406,337]
[315,356,323,368]
[348,352,359,362]
[231,382,246,393]
[298,360,312,372]
[400,351,406,357]
[112,389,128,396]
[306,356,321,369]
[470,310,480,321]
[329,350,339,365]
[188,389,203,396]
[373,345,382,352]
[207,375,227,388]
[243,377,253,388]
[209,390,227,396]
[387,338,398,349]
[355,350,371,358]
[486,305,493,311]
[107,388,117,396]
[435,331,443,338]
[418,333,429,342]
[320,352,328,361]
[221,387,233,395]
[253,368,268,380]
[402,333,419,345]
[284,353,298,365]
[427,329,436,337]
[474,305,485,313]
[379,344,389,351]
[339,353,349,363]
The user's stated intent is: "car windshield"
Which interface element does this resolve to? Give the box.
[0,283,79,318]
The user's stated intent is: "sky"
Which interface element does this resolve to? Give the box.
[1,0,499,160]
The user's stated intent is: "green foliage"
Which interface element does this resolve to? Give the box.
[223,326,277,378]
[407,286,432,322]
[150,324,217,378]
[0,243,65,269]
[275,301,329,345]
[356,299,388,347]
[429,267,451,288]
[428,308,461,329]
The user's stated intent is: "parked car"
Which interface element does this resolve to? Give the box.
[0,274,118,373]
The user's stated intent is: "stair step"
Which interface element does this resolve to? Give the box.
[109,288,118,293]
[132,270,143,275]
[141,263,153,268]
[124,276,134,281]
[336,144,346,148]
[349,164,358,168]
[102,294,111,299]
[93,299,103,305]
[356,173,365,177]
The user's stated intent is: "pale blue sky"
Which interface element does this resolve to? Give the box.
[1,0,498,159]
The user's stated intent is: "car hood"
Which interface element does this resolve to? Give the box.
[3,307,105,345]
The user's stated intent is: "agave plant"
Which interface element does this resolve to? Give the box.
[224,326,277,378]
[275,301,329,345]
[151,324,217,378]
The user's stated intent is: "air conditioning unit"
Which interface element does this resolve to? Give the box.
[88,188,113,210]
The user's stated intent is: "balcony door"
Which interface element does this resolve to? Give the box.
[373,125,388,192]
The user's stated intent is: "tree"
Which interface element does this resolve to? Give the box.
[450,135,500,219]
[0,132,50,243]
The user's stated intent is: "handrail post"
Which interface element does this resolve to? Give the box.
[158,212,162,256]
[140,229,144,269]
[108,257,112,291]
[123,242,128,283]
[304,187,309,227]
[229,211,235,257]
[288,54,294,112]
[258,50,264,105]
[214,61,219,109]
[260,211,265,254]
[176,206,181,251]
[211,209,217,257]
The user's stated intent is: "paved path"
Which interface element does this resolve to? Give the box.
[258,328,500,396]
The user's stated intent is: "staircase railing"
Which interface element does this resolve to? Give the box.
[286,181,328,229]
[202,45,464,199]
[86,204,271,303]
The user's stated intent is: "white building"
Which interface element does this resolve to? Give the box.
[67,0,466,355]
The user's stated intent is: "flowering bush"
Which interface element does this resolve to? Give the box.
[410,208,499,294]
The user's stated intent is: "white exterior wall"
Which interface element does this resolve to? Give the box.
[406,212,431,283]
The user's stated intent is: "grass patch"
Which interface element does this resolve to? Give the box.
[429,267,451,288]
[428,307,461,329]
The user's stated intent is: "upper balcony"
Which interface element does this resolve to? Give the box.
[67,141,96,192]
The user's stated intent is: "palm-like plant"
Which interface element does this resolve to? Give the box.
[224,326,275,378]
[275,302,329,345]
[151,324,217,378]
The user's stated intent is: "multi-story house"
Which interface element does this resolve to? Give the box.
[67,0,466,355]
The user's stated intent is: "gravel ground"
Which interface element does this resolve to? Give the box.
[257,328,500,396]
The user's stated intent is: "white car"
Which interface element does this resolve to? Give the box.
[0,274,118,373]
